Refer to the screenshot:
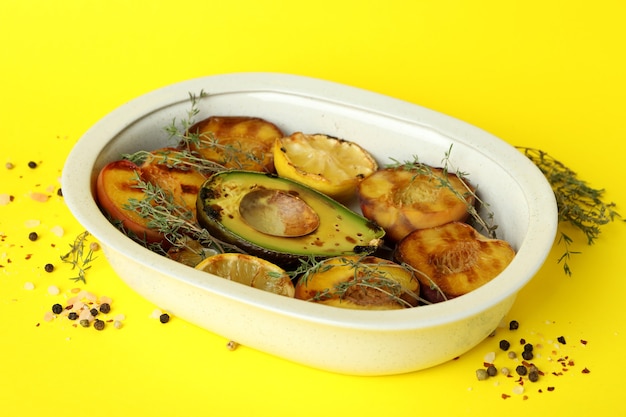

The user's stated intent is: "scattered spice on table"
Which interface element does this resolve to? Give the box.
[473,319,590,400]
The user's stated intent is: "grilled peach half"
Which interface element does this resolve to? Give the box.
[294,256,420,310]
[357,165,475,242]
[95,149,209,245]
[187,116,284,172]
[394,222,515,303]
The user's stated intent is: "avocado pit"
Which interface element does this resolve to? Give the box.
[239,188,320,237]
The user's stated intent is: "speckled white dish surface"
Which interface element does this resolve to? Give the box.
[62,73,557,375]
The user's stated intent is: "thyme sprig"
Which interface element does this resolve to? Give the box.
[122,148,225,174]
[164,90,207,151]
[123,172,241,255]
[163,90,264,170]
[61,231,97,283]
[298,256,423,307]
[517,146,623,275]
[388,145,497,238]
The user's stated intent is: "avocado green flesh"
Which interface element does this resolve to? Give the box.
[197,171,385,265]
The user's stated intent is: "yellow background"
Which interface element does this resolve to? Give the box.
[1,0,625,415]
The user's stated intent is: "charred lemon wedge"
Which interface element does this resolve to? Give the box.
[273,132,378,200]
[195,253,295,297]
[196,170,385,268]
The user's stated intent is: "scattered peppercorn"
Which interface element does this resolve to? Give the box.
[557,336,566,344]
[499,340,510,351]
[68,312,78,320]
[487,365,498,377]
[509,320,519,330]
[28,232,38,241]
[159,313,170,323]
[28,161,38,169]
[522,350,534,360]
[51,303,63,314]
[476,369,489,381]
[44,263,54,273]
[523,343,533,352]
[515,365,528,376]
[507,351,517,359]
[79,319,90,328]
[93,319,105,330]
[57,188,63,197]
[90,308,99,317]
[528,370,539,382]
[99,303,111,314]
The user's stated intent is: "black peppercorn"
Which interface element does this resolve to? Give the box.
[51,303,63,314]
[94,319,105,330]
[487,365,498,377]
[99,303,111,314]
[90,308,99,317]
[515,365,528,376]
[528,370,539,382]
[44,263,54,273]
[159,313,170,323]
[557,336,566,344]
[523,343,534,352]
[68,312,78,320]
[499,340,510,351]
[509,320,519,330]
[522,350,534,360]
[28,232,38,241]
[28,161,37,169]
[57,188,63,197]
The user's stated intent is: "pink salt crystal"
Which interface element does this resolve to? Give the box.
[47,285,60,296]
[50,225,64,238]
[23,282,35,290]
[84,292,97,303]
[78,309,93,321]
[43,311,55,322]
[0,194,10,205]
[24,219,41,228]
[30,192,49,202]
[100,295,113,305]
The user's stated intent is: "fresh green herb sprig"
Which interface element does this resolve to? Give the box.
[122,148,225,174]
[123,172,241,255]
[388,145,497,238]
[61,231,97,283]
[517,147,623,275]
[162,90,264,170]
[297,255,423,307]
[164,90,207,151]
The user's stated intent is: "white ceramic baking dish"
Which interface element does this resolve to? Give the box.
[62,73,557,375]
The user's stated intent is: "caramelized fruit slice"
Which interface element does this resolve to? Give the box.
[294,255,419,310]
[195,253,295,297]
[357,166,475,242]
[394,222,515,303]
[273,132,378,201]
[188,116,284,172]
[96,160,164,244]
[139,147,210,223]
